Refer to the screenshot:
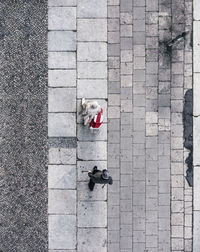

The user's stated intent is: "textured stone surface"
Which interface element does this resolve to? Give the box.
[48,189,76,214]
[77,124,107,141]
[78,181,107,201]
[48,165,76,189]
[48,7,76,30]
[77,79,107,98]
[48,52,76,69]
[48,0,77,6]
[77,0,107,18]
[77,228,107,252]
[48,88,76,112]
[78,142,107,160]
[0,1,48,251]
[77,42,107,61]
[49,215,76,249]
[48,70,76,87]
[78,201,107,227]
[48,113,76,137]
[77,62,107,79]
[49,148,76,164]
[48,31,76,51]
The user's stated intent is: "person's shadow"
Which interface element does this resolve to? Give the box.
[183,89,193,186]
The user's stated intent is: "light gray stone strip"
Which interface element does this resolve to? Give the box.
[76,1,108,251]
[48,1,77,251]
[193,0,200,250]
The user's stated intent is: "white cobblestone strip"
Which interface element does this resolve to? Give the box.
[193,0,200,250]
[48,0,77,250]
[77,0,108,251]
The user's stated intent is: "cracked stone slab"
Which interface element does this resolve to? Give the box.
[77,161,107,181]
[78,181,107,201]
[48,165,76,189]
[77,228,107,252]
[78,142,107,160]
[78,201,107,227]
[49,215,76,250]
[48,189,76,214]
[77,124,107,141]
[49,148,76,164]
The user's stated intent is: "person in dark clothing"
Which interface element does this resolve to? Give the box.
[88,166,113,191]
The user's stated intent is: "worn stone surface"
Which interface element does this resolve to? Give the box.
[0,1,48,251]
[48,31,76,51]
[77,124,107,141]
[48,52,76,69]
[49,148,76,165]
[78,142,107,160]
[49,215,76,249]
[48,70,76,87]
[77,0,107,18]
[77,79,107,98]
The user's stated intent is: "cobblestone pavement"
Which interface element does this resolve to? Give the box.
[107,0,193,251]
[0,0,48,251]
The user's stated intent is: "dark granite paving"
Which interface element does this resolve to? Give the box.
[0,1,48,251]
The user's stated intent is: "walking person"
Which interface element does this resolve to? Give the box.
[88,166,113,191]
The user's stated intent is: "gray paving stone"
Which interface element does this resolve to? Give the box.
[108,44,120,56]
[48,7,76,30]
[78,142,107,160]
[133,7,145,19]
[78,201,107,227]
[121,25,133,37]
[108,57,120,69]
[120,37,132,50]
[48,189,76,214]
[78,62,107,79]
[77,0,107,18]
[49,88,76,112]
[77,124,107,141]
[108,19,120,32]
[78,19,107,41]
[78,228,107,252]
[133,32,145,45]
[48,70,76,87]
[48,113,76,137]
[109,69,120,81]
[108,5,119,18]
[49,148,76,165]
[48,0,77,6]
[48,31,76,51]
[48,165,76,189]
[49,215,76,249]
[77,79,107,98]
[77,42,107,62]
[78,181,107,201]
[48,52,76,69]
[133,20,145,32]
[108,31,120,43]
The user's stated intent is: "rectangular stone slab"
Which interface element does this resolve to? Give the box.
[78,181,107,201]
[78,201,107,227]
[77,228,107,252]
[78,142,107,160]
[77,124,107,141]
[48,31,76,51]
[49,215,76,249]
[48,70,76,87]
[48,165,76,189]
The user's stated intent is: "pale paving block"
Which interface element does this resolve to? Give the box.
[49,215,76,249]
[48,0,76,6]
[48,52,76,69]
[48,189,76,214]
[49,250,76,252]
[77,124,107,141]
[77,79,107,98]
[49,148,76,164]
[48,31,76,51]
[193,73,200,116]
[77,161,107,181]
[48,113,76,137]
[193,211,200,251]
[78,142,107,160]
[77,42,107,62]
[78,201,107,227]
[78,228,107,252]
[78,181,107,201]
[78,0,107,18]
[78,62,107,79]
[48,70,76,87]
[77,19,107,41]
[194,166,200,210]
[49,88,76,112]
[194,0,200,20]
[193,117,200,166]
[77,99,107,123]
[194,21,200,72]
[48,7,76,30]
[48,165,76,189]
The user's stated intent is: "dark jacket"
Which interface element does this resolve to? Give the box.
[88,171,113,185]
